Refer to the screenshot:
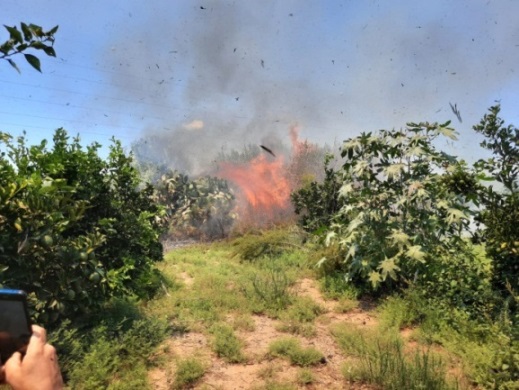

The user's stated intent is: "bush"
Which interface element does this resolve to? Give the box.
[320,122,473,292]
[0,129,164,324]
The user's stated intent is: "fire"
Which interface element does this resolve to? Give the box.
[215,125,317,228]
[217,153,292,226]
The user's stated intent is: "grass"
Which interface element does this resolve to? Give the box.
[209,323,246,363]
[173,357,206,389]
[332,324,457,389]
[268,337,324,366]
[57,227,505,389]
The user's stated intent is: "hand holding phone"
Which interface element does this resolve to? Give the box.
[0,289,32,365]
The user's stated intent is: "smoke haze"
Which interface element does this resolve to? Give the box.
[98,0,519,174]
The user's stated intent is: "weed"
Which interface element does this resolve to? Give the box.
[319,272,360,300]
[284,296,325,323]
[332,324,455,389]
[173,357,206,389]
[252,267,293,312]
[276,322,317,338]
[335,297,359,313]
[209,323,246,363]
[268,337,324,366]
[232,313,256,332]
[297,368,315,385]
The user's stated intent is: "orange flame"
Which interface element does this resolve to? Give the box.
[215,126,316,228]
[217,153,292,226]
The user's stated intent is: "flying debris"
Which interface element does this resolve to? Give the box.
[260,145,276,157]
[235,97,239,101]
[200,6,206,9]
[449,102,462,123]
[261,60,265,68]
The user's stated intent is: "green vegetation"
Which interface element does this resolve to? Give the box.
[0,129,164,324]
[333,325,454,389]
[268,337,324,366]
[209,323,246,363]
[173,358,206,389]
[152,169,235,240]
[1,22,58,72]
[0,105,517,388]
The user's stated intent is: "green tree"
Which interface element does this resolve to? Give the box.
[0,129,164,324]
[1,22,58,72]
[472,105,519,292]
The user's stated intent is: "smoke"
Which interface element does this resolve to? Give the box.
[100,0,519,174]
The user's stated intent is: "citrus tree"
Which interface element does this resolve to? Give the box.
[0,129,164,323]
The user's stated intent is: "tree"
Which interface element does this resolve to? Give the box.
[473,105,519,291]
[1,22,58,72]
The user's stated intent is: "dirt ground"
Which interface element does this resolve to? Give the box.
[148,277,380,389]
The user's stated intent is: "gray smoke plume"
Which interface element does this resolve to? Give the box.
[100,0,519,174]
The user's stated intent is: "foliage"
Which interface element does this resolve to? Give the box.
[173,358,206,389]
[1,22,58,72]
[209,323,246,363]
[153,169,235,240]
[291,154,343,234]
[268,337,324,366]
[320,122,473,291]
[252,266,293,313]
[231,228,303,261]
[0,129,164,323]
[49,299,169,389]
[472,105,519,292]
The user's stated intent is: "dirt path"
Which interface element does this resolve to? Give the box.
[148,277,379,389]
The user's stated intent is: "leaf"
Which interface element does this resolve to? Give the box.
[47,25,59,35]
[338,183,353,198]
[446,208,467,224]
[7,59,20,74]
[24,54,41,72]
[378,257,400,280]
[43,46,56,57]
[388,229,410,246]
[438,126,458,140]
[4,25,23,44]
[368,271,382,288]
[385,163,405,179]
[20,22,32,41]
[345,245,356,260]
[406,245,426,263]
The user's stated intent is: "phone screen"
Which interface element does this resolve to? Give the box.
[0,290,32,364]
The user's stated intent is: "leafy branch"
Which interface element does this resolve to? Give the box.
[1,22,58,72]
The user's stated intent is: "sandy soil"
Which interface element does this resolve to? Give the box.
[148,276,380,389]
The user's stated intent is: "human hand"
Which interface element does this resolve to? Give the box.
[4,325,63,390]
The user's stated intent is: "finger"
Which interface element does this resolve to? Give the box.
[25,325,47,358]
[31,325,47,344]
[3,351,22,371]
[43,344,58,360]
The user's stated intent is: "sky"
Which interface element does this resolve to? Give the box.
[1,0,518,175]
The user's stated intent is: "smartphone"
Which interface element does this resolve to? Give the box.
[0,289,32,364]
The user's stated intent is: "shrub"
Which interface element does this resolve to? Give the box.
[318,122,474,292]
[0,129,164,323]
